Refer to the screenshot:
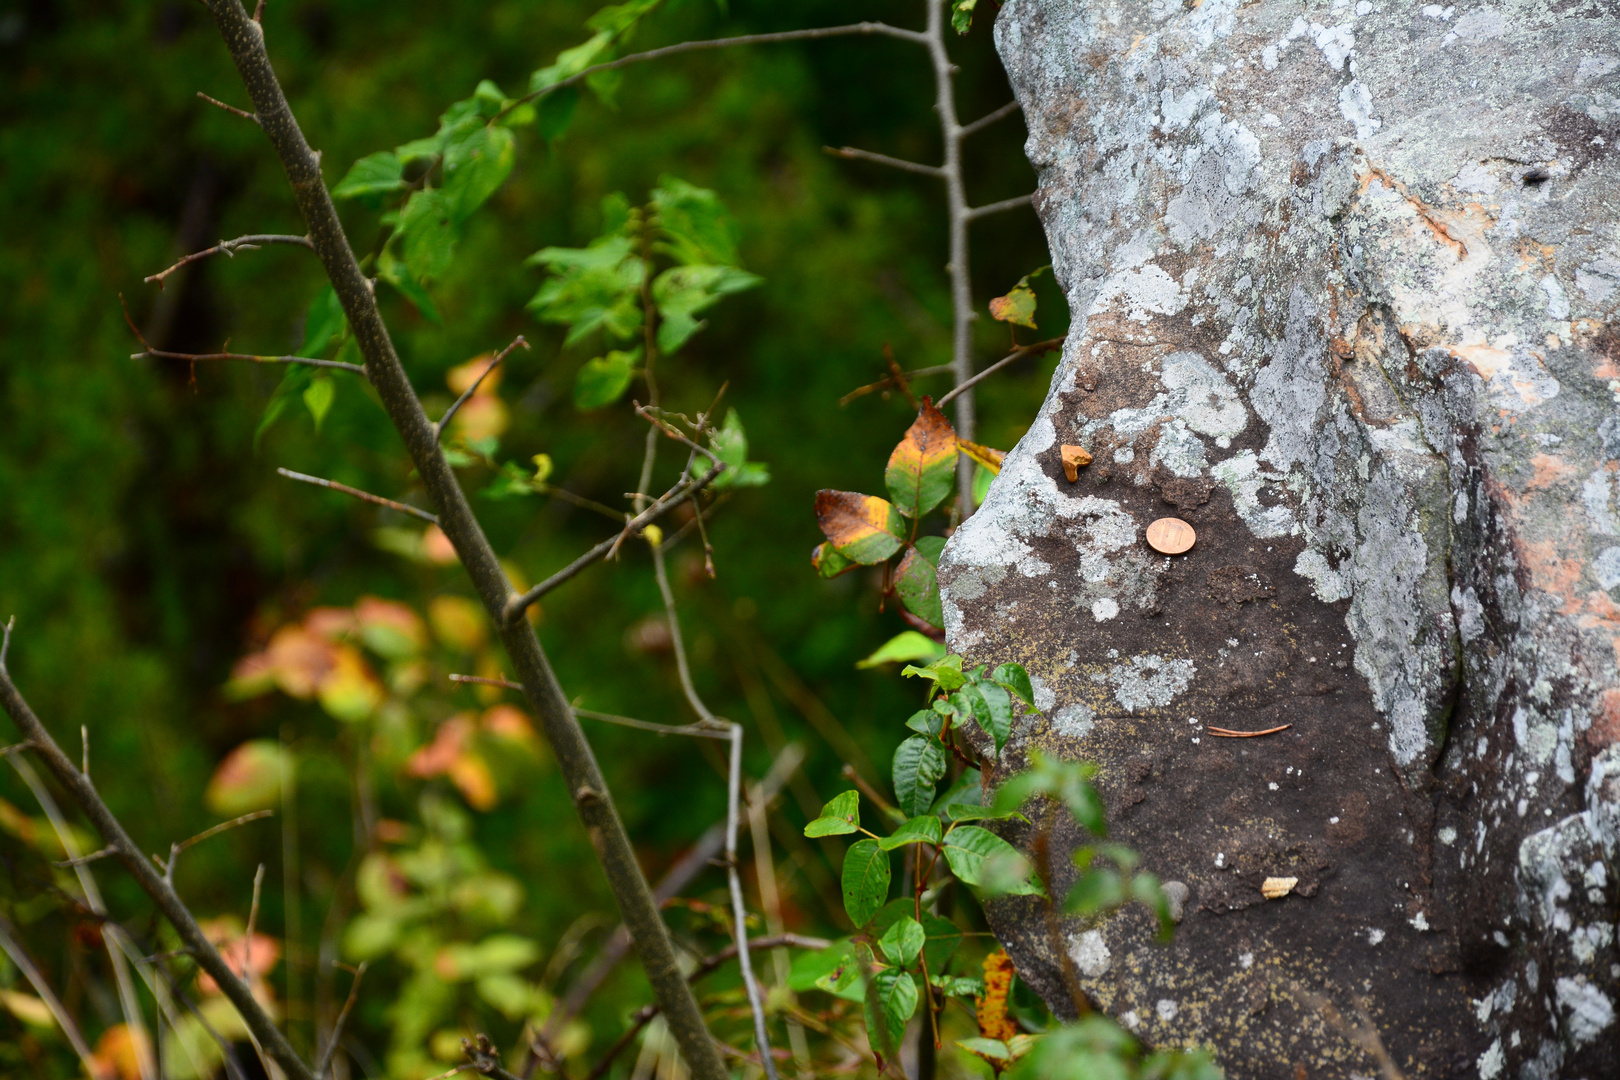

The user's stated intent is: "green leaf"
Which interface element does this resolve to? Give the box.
[791,940,864,1000]
[994,751,1107,835]
[950,0,978,35]
[904,709,943,738]
[442,125,515,222]
[855,628,946,670]
[840,839,890,926]
[885,399,958,518]
[537,85,579,140]
[256,365,313,449]
[991,663,1036,705]
[891,735,946,819]
[302,374,335,431]
[957,1038,1010,1062]
[331,151,406,200]
[989,280,1038,329]
[1005,1016,1150,1080]
[878,815,942,851]
[973,462,995,507]
[900,653,965,693]
[914,535,946,566]
[942,826,1042,895]
[651,176,741,266]
[975,681,1016,754]
[865,968,917,1057]
[652,264,762,353]
[893,546,944,629]
[878,916,925,968]
[708,408,769,490]
[811,542,857,580]
[526,236,644,345]
[930,767,982,816]
[397,188,458,281]
[804,790,859,837]
[573,348,639,410]
[481,461,539,500]
[298,286,345,358]
[935,976,983,999]
[376,247,442,324]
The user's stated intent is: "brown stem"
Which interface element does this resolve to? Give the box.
[145,232,312,288]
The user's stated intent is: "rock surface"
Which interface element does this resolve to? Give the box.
[940,1,1620,1075]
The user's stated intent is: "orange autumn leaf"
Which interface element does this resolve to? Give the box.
[422,525,459,565]
[407,714,475,778]
[482,704,536,743]
[884,398,958,518]
[449,752,498,811]
[264,625,338,699]
[90,1024,152,1080]
[958,440,1006,475]
[813,490,904,565]
[196,920,281,996]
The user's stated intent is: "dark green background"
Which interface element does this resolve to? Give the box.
[0,0,1063,1070]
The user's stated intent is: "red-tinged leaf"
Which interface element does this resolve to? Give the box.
[894,546,944,629]
[884,399,958,518]
[811,542,858,579]
[204,741,291,816]
[958,440,1006,475]
[988,283,1037,329]
[815,490,904,564]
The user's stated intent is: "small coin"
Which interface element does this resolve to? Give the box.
[1145,517,1196,555]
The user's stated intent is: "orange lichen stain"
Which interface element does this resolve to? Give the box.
[1525,454,1576,492]
[977,949,1021,1044]
[1515,237,1557,274]
[1589,688,1620,750]
[1520,540,1586,612]
[1359,164,1469,257]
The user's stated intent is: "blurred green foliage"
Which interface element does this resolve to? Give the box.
[0,0,1075,1075]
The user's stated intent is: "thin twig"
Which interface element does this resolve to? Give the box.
[823,145,944,178]
[450,673,522,690]
[166,809,276,884]
[435,336,528,438]
[276,468,439,523]
[841,763,904,822]
[121,291,365,373]
[840,364,953,407]
[574,706,729,740]
[935,335,1065,409]
[964,193,1034,222]
[0,916,99,1074]
[198,90,260,125]
[53,846,116,868]
[145,233,312,288]
[496,22,928,122]
[244,863,265,983]
[502,460,724,620]
[315,962,367,1078]
[652,543,778,1080]
[1207,724,1292,738]
[957,99,1022,139]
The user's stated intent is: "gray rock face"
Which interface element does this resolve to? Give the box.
[940,1,1620,1075]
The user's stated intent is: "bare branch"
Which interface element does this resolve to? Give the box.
[502,460,724,621]
[574,706,728,740]
[195,1,732,1069]
[121,292,365,373]
[316,962,367,1079]
[958,99,1022,139]
[497,22,928,122]
[276,468,438,523]
[165,809,277,883]
[839,363,952,407]
[823,145,944,178]
[651,544,778,1080]
[935,335,1066,408]
[0,916,99,1074]
[53,846,116,868]
[964,193,1034,221]
[198,90,261,125]
[449,673,522,691]
[435,335,528,438]
[145,233,313,288]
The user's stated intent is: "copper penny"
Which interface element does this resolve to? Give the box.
[1145,517,1196,555]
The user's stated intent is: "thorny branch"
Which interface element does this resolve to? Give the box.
[145,232,312,288]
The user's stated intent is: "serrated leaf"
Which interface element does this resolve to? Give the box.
[885,399,958,518]
[891,735,946,819]
[989,281,1037,329]
[878,815,942,851]
[298,286,345,358]
[942,826,1042,895]
[893,546,944,629]
[332,151,406,200]
[804,790,859,837]
[651,176,740,266]
[840,839,890,927]
[573,348,638,410]
[303,374,335,431]
[878,916,925,968]
[814,490,904,564]
[397,188,457,282]
[904,709,943,738]
[811,542,857,580]
[991,663,1036,705]
[959,440,1006,475]
[856,631,945,670]
[652,264,762,353]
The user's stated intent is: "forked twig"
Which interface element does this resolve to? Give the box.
[121,294,365,373]
[146,233,312,288]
